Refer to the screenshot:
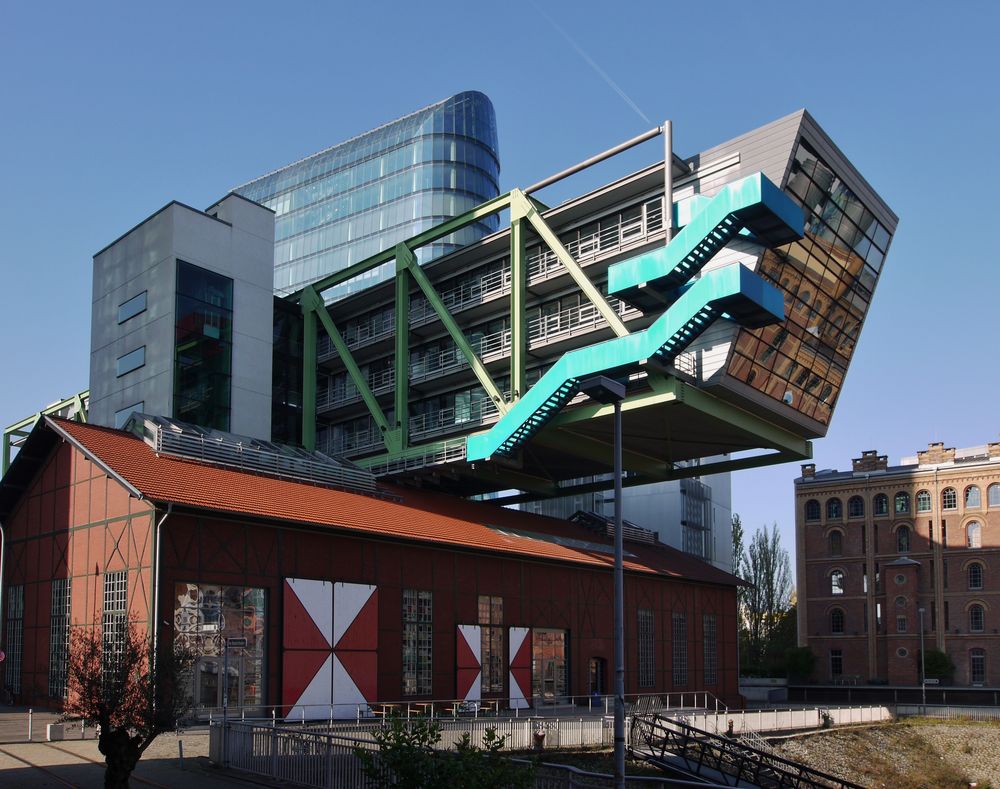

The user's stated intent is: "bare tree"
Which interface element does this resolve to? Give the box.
[64,623,191,789]
[741,522,791,670]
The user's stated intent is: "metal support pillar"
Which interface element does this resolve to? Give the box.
[663,119,674,242]
[394,251,411,447]
[613,396,625,789]
[302,303,317,451]
[510,216,527,400]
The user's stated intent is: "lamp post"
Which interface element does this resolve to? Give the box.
[579,376,626,789]
[918,607,926,713]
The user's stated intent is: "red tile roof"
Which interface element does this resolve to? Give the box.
[47,418,738,586]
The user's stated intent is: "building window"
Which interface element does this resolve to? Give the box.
[703,615,717,686]
[478,595,504,694]
[113,402,144,429]
[848,496,864,518]
[672,614,688,686]
[4,585,24,695]
[989,484,1000,508]
[966,486,982,509]
[895,595,907,609]
[117,291,147,324]
[971,649,986,685]
[874,494,889,516]
[829,530,843,557]
[826,498,843,520]
[402,589,433,696]
[830,649,843,679]
[894,492,910,515]
[969,604,985,633]
[115,346,146,377]
[830,569,845,595]
[103,571,129,687]
[896,525,911,553]
[967,521,982,549]
[830,608,845,634]
[805,499,821,521]
[174,260,234,431]
[942,488,957,510]
[916,491,931,513]
[969,563,984,591]
[896,616,907,633]
[897,647,909,658]
[49,579,72,699]
[637,609,654,688]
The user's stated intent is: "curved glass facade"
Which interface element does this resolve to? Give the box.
[235,91,500,298]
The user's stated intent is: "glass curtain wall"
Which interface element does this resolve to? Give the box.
[235,91,501,299]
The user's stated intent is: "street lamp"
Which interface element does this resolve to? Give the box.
[918,607,926,713]
[579,376,626,789]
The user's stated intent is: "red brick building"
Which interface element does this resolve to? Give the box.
[796,442,1000,686]
[0,416,741,715]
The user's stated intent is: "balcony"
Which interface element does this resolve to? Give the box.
[317,367,395,411]
[410,397,503,441]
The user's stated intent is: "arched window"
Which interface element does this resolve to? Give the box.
[989,484,1000,508]
[848,496,865,518]
[916,490,931,512]
[830,608,845,634]
[966,486,982,509]
[942,488,957,510]
[971,649,986,684]
[894,492,910,514]
[873,494,889,516]
[896,525,911,553]
[829,530,843,557]
[827,498,843,521]
[830,569,845,595]
[969,562,984,591]
[805,499,821,521]
[968,522,982,549]
[970,604,985,633]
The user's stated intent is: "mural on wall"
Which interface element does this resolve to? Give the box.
[509,627,531,709]
[282,578,378,720]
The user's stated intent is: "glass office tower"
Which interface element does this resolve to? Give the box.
[234,91,500,298]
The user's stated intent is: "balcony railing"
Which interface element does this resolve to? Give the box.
[410,397,503,440]
[317,367,395,410]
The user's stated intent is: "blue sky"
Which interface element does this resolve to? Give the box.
[2,1,998,568]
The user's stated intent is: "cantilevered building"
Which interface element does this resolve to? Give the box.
[233,91,501,298]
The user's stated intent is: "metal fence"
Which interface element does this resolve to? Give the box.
[895,704,1000,722]
[669,705,892,735]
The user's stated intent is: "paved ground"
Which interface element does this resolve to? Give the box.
[0,707,256,788]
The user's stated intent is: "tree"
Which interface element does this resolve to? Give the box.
[64,623,192,789]
[921,648,955,682]
[355,716,534,789]
[741,522,792,671]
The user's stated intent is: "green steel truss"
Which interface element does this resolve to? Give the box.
[3,390,89,474]
[294,171,814,497]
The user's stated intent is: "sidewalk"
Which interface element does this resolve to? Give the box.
[0,707,251,788]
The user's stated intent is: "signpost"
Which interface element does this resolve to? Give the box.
[222,637,247,767]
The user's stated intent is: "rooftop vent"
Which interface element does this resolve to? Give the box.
[129,415,377,494]
[569,510,659,545]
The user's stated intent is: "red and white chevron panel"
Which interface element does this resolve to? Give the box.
[508,627,531,709]
[282,579,378,720]
[456,624,482,703]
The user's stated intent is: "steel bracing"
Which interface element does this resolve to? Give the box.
[2,391,89,474]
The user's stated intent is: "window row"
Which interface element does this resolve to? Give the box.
[808,485,1000,522]
[829,559,987,596]
[826,519,986,559]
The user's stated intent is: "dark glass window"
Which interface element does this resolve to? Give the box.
[874,494,889,516]
[113,401,144,429]
[805,499,821,521]
[672,614,688,686]
[703,615,717,686]
[830,649,843,678]
[829,530,843,557]
[830,608,844,634]
[638,609,654,688]
[848,496,864,518]
[970,604,985,633]
[894,492,910,514]
[402,590,432,696]
[896,526,911,553]
[971,649,986,684]
[478,595,504,694]
[117,291,147,324]
[174,260,233,431]
[827,498,843,521]
[116,346,145,377]
[969,563,984,591]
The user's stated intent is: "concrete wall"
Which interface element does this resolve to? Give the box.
[89,196,274,438]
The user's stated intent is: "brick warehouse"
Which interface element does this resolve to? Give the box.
[796,442,1000,686]
[0,415,741,715]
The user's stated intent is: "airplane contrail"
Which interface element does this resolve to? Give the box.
[535,5,653,126]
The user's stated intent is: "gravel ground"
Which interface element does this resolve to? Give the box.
[772,721,1000,788]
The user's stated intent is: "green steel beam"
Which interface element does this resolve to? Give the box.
[530,427,673,479]
[3,390,90,474]
[510,189,628,338]
[394,248,411,450]
[289,192,514,302]
[301,295,318,451]
[402,246,509,417]
[303,286,395,452]
[509,213,527,400]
